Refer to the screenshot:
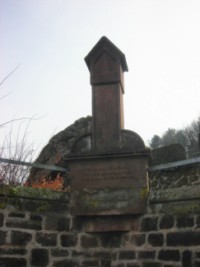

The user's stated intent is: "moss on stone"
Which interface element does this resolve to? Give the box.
[0,185,69,200]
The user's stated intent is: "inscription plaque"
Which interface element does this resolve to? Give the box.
[69,154,148,215]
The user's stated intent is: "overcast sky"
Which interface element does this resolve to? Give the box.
[1,0,200,156]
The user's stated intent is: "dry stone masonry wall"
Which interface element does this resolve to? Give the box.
[0,162,200,267]
[149,162,200,190]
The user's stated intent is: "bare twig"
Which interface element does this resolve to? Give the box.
[0,116,44,128]
[0,64,20,87]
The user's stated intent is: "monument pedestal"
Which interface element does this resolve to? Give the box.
[69,152,149,216]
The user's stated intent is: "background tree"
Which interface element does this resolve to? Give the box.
[149,116,200,158]
[150,134,161,149]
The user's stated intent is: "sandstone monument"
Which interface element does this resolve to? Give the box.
[29,37,150,231]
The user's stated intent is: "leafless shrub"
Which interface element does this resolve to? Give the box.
[0,120,35,185]
[0,66,35,185]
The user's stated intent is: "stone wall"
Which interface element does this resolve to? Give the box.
[1,161,200,267]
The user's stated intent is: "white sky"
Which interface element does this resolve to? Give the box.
[1,0,200,156]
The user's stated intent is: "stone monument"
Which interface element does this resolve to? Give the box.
[65,37,150,231]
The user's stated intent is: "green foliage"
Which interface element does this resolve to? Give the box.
[150,135,161,149]
[149,116,200,158]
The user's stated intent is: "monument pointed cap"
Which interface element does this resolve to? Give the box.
[85,36,128,72]
[85,36,128,90]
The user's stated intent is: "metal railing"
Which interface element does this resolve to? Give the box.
[0,157,70,173]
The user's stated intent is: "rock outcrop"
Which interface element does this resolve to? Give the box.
[28,116,92,183]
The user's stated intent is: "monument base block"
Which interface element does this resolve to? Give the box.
[68,153,149,216]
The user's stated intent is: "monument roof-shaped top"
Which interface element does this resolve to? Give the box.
[85,36,128,72]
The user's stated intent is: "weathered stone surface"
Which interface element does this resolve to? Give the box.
[149,185,200,203]
[93,251,115,259]
[6,218,41,230]
[11,230,32,245]
[138,250,156,259]
[31,248,49,266]
[149,162,200,190]
[177,216,194,228]
[53,260,79,267]
[0,248,27,255]
[0,230,7,245]
[80,235,98,248]
[51,249,69,257]
[182,250,192,267]
[119,250,136,260]
[82,259,99,267]
[159,215,174,229]
[148,233,164,246]
[151,143,186,165]
[0,257,26,267]
[36,232,57,246]
[28,116,92,183]
[85,36,128,89]
[100,232,122,248]
[167,232,200,246]
[130,234,146,246]
[83,215,140,232]
[70,154,148,216]
[151,200,200,215]
[0,213,3,227]
[44,215,70,231]
[61,234,78,247]
[142,263,161,267]
[141,217,158,232]
[158,249,180,261]
[9,212,25,218]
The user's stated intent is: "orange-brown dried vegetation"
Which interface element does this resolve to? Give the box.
[25,174,67,191]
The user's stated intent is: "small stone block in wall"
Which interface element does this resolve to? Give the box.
[93,251,116,260]
[80,234,98,248]
[177,216,194,228]
[0,230,7,245]
[100,232,122,248]
[0,213,3,227]
[9,212,26,218]
[167,232,200,246]
[130,234,146,246]
[196,216,200,228]
[82,259,100,266]
[31,248,49,266]
[53,259,79,267]
[44,215,70,231]
[141,217,158,231]
[0,248,27,255]
[142,263,162,267]
[11,230,32,245]
[159,215,174,229]
[30,214,43,221]
[182,250,192,267]
[158,249,180,261]
[100,259,112,267]
[127,264,140,267]
[138,250,156,259]
[36,232,57,246]
[0,257,27,267]
[51,249,69,257]
[118,250,136,260]
[60,233,78,247]
[148,233,164,246]
[6,218,42,230]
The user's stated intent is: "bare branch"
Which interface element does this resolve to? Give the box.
[0,64,21,87]
[0,115,45,128]
[0,92,12,101]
